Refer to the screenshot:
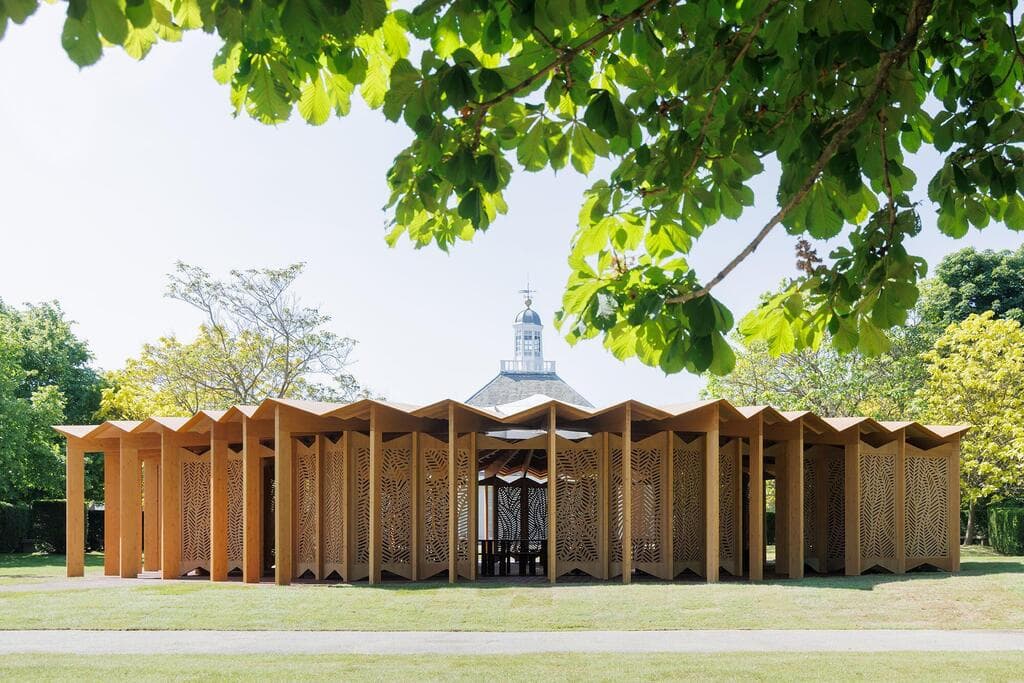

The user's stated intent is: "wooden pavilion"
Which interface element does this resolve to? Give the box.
[56,395,965,585]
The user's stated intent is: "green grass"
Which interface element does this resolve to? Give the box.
[0,552,104,586]
[1,547,1021,631]
[1,652,1022,681]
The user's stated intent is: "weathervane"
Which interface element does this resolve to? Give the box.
[518,278,536,308]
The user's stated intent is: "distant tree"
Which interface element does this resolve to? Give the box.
[0,301,104,503]
[918,312,1024,545]
[919,246,1024,327]
[101,262,370,418]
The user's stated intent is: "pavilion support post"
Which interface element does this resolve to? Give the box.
[316,434,326,580]
[784,426,804,579]
[103,446,121,576]
[274,407,294,585]
[119,440,141,578]
[210,423,229,582]
[368,407,382,585]
[448,404,458,584]
[242,418,261,584]
[599,431,610,580]
[663,430,674,581]
[895,429,907,574]
[948,437,961,572]
[704,407,720,583]
[748,415,764,581]
[65,439,85,578]
[410,431,420,581]
[143,458,161,571]
[547,406,557,584]
[160,433,181,579]
[622,404,633,584]
[844,429,862,576]
[468,430,478,581]
[343,430,353,581]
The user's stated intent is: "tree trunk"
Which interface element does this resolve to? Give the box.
[963,501,976,546]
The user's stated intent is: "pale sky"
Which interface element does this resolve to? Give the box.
[1,6,1021,409]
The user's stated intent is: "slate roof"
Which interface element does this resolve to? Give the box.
[466,371,593,408]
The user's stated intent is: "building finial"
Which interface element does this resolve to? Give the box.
[518,277,536,309]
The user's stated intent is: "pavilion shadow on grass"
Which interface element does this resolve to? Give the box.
[55,396,966,585]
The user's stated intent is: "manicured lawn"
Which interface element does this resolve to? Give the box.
[1,652,1022,681]
[0,547,1021,631]
[0,552,104,586]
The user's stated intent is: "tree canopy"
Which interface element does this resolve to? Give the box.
[101,262,369,418]
[0,301,103,503]
[919,245,1024,327]
[4,0,1021,375]
[918,311,1024,541]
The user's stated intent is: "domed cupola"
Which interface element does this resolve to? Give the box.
[508,289,548,373]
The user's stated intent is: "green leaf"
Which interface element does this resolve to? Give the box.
[857,319,891,356]
[298,74,331,125]
[61,11,103,67]
[708,331,736,376]
[440,64,475,110]
[457,188,484,228]
[382,59,419,122]
[517,122,549,171]
[4,0,37,23]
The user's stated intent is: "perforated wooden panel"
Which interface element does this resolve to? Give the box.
[632,434,664,575]
[455,438,471,573]
[227,454,244,570]
[322,435,345,578]
[419,434,449,579]
[905,448,949,562]
[826,454,845,570]
[555,436,601,577]
[381,435,413,578]
[673,434,704,575]
[719,440,739,571]
[859,443,897,569]
[496,486,520,541]
[350,432,371,581]
[803,455,817,562]
[609,435,623,574]
[295,439,319,578]
[181,451,211,573]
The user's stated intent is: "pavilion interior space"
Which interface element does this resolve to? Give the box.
[56,396,966,585]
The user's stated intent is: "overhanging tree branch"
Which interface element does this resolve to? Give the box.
[666,0,935,306]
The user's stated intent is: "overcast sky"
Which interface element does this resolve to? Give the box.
[1,6,1021,409]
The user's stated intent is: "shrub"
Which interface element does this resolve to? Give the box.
[0,501,32,552]
[31,499,70,554]
[86,507,104,552]
[988,507,1024,556]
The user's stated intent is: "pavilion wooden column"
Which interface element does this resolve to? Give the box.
[410,431,420,580]
[895,429,907,574]
[368,407,382,585]
[599,432,610,580]
[65,439,85,577]
[621,404,633,584]
[547,406,557,584]
[103,445,121,576]
[241,417,262,583]
[160,432,181,579]
[704,407,720,583]
[274,406,294,586]
[748,415,765,581]
[784,425,804,579]
[119,439,141,578]
[948,437,961,572]
[844,429,862,576]
[142,458,161,571]
[210,422,229,582]
[448,404,458,584]
[468,430,478,581]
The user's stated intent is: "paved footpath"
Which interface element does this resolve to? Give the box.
[1,630,1023,655]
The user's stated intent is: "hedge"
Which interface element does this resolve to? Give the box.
[86,508,104,552]
[31,499,74,554]
[0,501,32,552]
[988,507,1024,556]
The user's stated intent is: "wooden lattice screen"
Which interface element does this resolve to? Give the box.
[554,435,602,578]
[455,435,472,579]
[632,434,669,579]
[905,443,950,569]
[673,434,705,577]
[180,450,211,574]
[859,440,898,572]
[294,438,319,578]
[419,434,449,580]
[825,452,846,572]
[803,453,818,571]
[381,434,413,579]
[349,431,371,581]
[226,452,244,572]
[719,438,742,577]
[608,434,624,578]
[322,434,346,579]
